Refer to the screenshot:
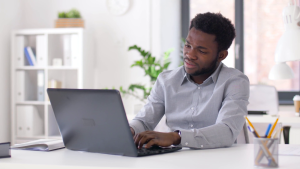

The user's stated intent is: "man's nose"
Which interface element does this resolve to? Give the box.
[185,49,197,60]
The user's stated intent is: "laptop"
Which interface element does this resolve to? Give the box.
[47,88,182,157]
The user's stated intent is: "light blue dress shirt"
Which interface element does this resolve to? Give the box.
[129,63,250,149]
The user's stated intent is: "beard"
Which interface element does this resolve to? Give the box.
[184,54,219,76]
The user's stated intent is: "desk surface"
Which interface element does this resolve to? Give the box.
[0,144,299,169]
[248,111,300,127]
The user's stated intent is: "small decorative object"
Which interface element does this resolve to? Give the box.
[47,79,62,101]
[55,9,84,28]
[293,95,300,116]
[52,58,63,66]
[106,0,130,16]
[48,79,62,88]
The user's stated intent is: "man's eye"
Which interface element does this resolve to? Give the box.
[198,50,207,54]
[185,44,190,48]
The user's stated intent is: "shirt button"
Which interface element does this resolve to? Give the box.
[191,107,193,110]
[201,145,203,148]
[185,142,188,146]
[190,124,193,127]
[198,87,200,89]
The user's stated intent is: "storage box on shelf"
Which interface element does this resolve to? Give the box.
[11,28,83,145]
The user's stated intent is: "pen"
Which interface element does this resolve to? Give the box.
[272,127,283,139]
[247,126,258,137]
[267,117,279,138]
[264,124,272,137]
[244,116,260,138]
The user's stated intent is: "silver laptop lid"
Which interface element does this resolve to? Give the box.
[47,89,138,157]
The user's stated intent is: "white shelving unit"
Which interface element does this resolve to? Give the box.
[11,28,83,145]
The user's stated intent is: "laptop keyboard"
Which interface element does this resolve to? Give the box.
[137,145,182,156]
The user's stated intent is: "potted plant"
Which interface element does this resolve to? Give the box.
[55,9,84,28]
[120,45,173,106]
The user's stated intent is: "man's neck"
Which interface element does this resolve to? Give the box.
[190,63,220,84]
[190,74,210,84]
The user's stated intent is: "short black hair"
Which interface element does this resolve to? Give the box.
[190,12,236,52]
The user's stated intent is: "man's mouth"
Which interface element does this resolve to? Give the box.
[184,60,197,68]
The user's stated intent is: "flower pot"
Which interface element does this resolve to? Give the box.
[55,19,84,28]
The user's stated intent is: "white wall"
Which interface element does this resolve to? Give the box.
[0,0,23,142]
[0,0,181,142]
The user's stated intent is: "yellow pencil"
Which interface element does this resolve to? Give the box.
[272,127,283,139]
[267,117,279,138]
[244,116,260,138]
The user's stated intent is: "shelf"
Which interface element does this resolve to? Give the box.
[16,66,79,70]
[16,135,46,139]
[11,28,83,145]
[47,66,79,70]
[16,66,45,70]
[48,136,62,140]
[14,28,83,35]
[16,101,45,105]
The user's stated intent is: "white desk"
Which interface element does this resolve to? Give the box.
[0,144,300,169]
[248,111,300,127]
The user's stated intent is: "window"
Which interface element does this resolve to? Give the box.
[244,0,300,92]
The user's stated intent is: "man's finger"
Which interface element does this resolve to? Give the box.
[138,135,152,149]
[134,134,142,147]
[130,128,135,136]
[145,139,158,149]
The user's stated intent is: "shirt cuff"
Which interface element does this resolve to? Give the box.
[129,119,146,135]
[180,129,203,149]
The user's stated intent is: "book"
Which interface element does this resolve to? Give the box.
[36,35,47,66]
[62,35,71,66]
[16,36,25,67]
[71,34,79,67]
[16,105,43,137]
[15,71,25,102]
[0,142,11,158]
[11,139,64,151]
[37,70,45,101]
[24,47,36,66]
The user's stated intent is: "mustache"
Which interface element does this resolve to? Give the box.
[183,57,197,66]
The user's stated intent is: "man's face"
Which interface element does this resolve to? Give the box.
[183,27,221,76]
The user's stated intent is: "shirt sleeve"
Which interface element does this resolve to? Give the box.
[129,73,166,135]
[180,74,250,149]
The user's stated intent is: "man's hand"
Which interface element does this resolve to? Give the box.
[130,127,135,136]
[133,131,181,149]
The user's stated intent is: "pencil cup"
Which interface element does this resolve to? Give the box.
[254,137,279,168]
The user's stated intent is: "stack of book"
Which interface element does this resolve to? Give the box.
[0,142,11,158]
[11,139,64,151]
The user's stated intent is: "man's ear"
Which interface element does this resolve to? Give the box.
[218,50,228,62]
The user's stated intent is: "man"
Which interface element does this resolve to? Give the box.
[130,12,249,149]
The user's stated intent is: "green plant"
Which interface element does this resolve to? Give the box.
[58,12,66,18]
[120,45,174,102]
[58,9,81,18]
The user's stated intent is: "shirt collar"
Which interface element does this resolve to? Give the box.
[180,62,223,86]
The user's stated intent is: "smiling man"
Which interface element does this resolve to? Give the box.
[129,12,250,149]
